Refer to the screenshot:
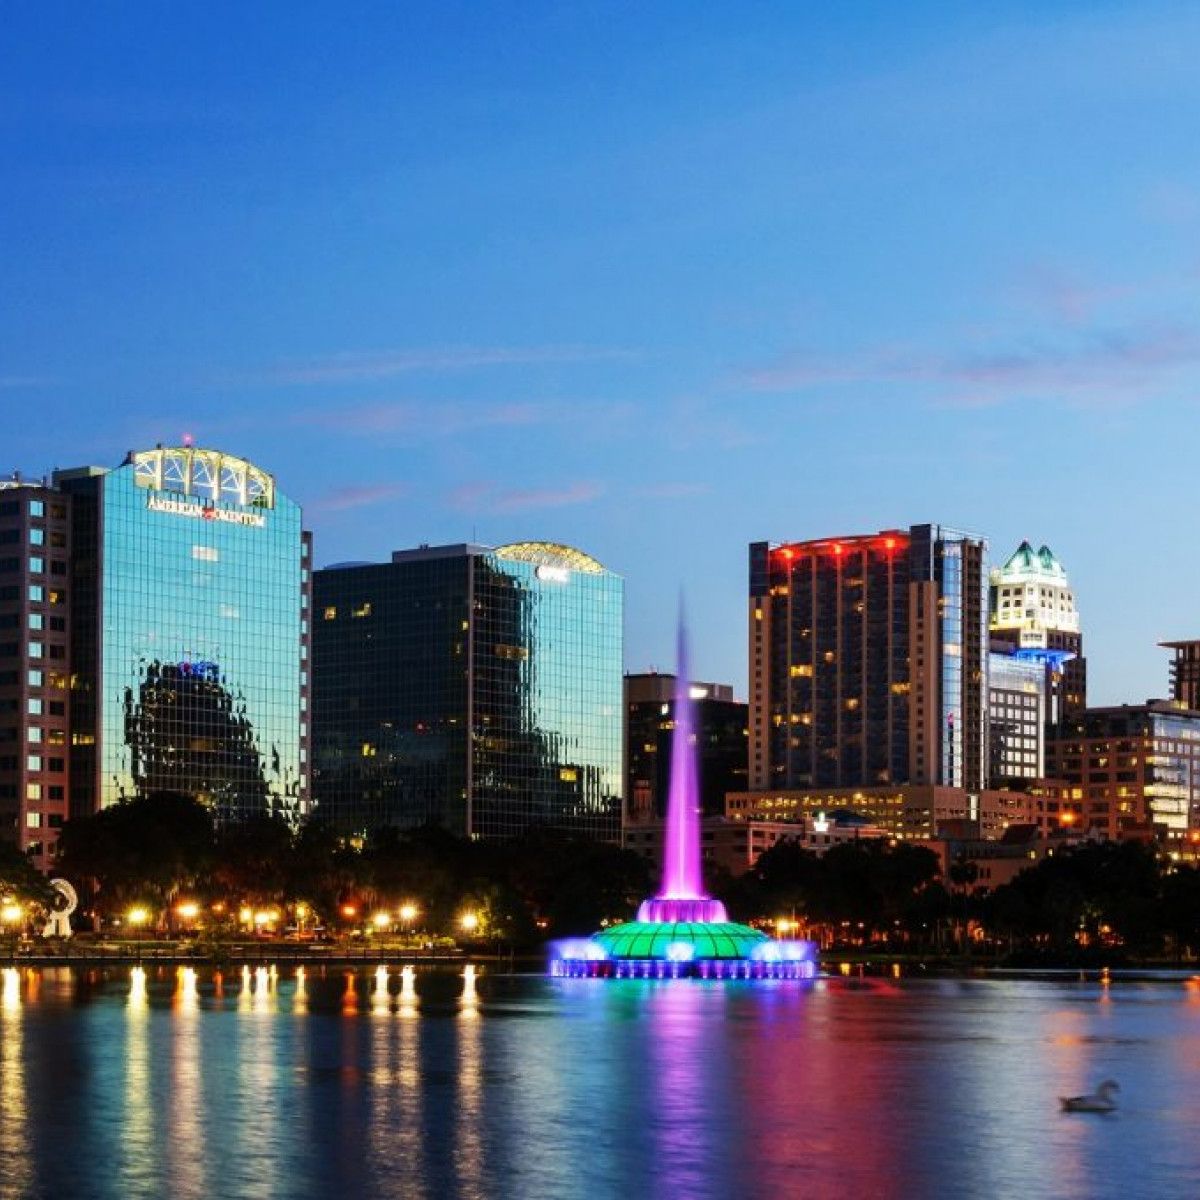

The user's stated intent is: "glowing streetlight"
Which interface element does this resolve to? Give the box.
[460,911,480,934]
[372,911,392,930]
[176,902,200,922]
[239,906,253,925]
[399,903,418,925]
[776,918,794,936]
[341,904,358,920]
[0,900,22,926]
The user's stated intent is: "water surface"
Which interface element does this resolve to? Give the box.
[2,965,1198,1199]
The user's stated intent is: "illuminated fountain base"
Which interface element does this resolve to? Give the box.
[550,915,818,980]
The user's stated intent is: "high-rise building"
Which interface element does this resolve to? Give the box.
[56,445,311,827]
[312,541,623,841]
[989,541,1085,726]
[0,478,73,870]
[748,523,988,794]
[0,446,311,868]
[624,672,747,824]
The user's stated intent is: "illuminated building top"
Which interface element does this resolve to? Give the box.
[129,446,276,510]
[990,540,1079,646]
[493,542,606,574]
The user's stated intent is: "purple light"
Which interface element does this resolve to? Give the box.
[658,613,713,901]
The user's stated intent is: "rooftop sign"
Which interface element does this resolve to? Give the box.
[147,495,265,528]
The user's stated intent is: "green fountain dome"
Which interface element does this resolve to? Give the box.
[594,920,770,961]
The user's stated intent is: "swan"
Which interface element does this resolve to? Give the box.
[1060,1080,1119,1113]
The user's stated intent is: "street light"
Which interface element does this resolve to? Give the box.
[1,900,22,928]
[372,911,392,930]
[776,918,794,936]
[399,903,418,926]
[176,901,199,923]
[127,907,150,940]
[460,911,480,934]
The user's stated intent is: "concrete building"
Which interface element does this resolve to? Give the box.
[0,478,73,870]
[1051,701,1200,839]
[987,645,1046,787]
[1161,640,1200,712]
[989,541,1085,728]
[749,524,988,796]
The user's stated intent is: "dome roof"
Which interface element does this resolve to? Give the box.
[493,542,606,574]
[592,920,769,961]
[994,539,1069,583]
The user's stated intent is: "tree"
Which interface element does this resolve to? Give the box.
[56,791,214,919]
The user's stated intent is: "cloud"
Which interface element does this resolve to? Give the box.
[739,324,1200,408]
[634,482,712,499]
[299,400,542,438]
[257,345,636,385]
[448,481,604,514]
[307,482,408,514]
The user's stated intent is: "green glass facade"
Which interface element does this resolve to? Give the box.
[59,448,309,824]
[313,541,623,841]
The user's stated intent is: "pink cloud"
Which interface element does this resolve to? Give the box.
[448,481,603,514]
[308,482,408,514]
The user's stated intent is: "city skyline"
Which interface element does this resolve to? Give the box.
[6,3,1200,705]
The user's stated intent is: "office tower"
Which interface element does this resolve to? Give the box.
[624,672,747,824]
[1052,702,1200,839]
[987,647,1046,786]
[57,445,311,825]
[989,541,1085,726]
[748,523,987,794]
[0,478,73,869]
[312,541,623,841]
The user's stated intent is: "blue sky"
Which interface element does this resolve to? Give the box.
[3,2,1199,702]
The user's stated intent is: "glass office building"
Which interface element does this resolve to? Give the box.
[313,541,623,841]
[57,446,310,825]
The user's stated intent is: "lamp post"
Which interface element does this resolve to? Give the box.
[1,899,22,954]
[127,906,150,943]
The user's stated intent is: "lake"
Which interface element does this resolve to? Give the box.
[1,964,1198,1199]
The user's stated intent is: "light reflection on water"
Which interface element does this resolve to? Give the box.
[0,968,1200,1198]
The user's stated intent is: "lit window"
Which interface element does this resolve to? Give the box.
[28,585,43,602]
[192,545,219,562]
[28,613,42,631]
[26,812,41,828]
[28,500,44,518]
[29,557,43,573]
[26,783,41,801]
[28,642,42,659]
[352,602,372,619]
[323,607,337,621]
[29,528,44,546]
[27,728,41,743]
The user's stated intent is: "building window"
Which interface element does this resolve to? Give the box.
[29,500,44,517]
[29,557,43,574]
[28,585,43,603]
[26,812,41,828]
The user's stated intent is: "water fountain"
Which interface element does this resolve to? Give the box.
[551,616,818,980]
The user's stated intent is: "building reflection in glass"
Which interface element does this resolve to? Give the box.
[59,446,308,827]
